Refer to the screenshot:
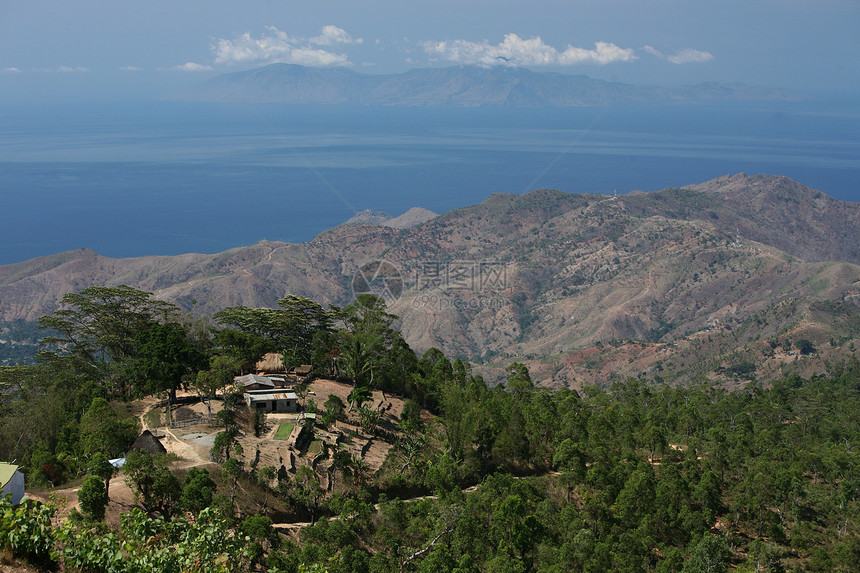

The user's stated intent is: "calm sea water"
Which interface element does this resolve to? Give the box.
[1,100,858,265]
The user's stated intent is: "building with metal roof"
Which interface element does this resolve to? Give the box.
[244,389,299,413]
[234,374,277,391]
[0,462,25,505]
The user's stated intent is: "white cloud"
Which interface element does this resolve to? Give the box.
[422,34,636,67]
[559,41,638,65]
[173,62,213,71]
[667,48,713,64]
[644,45,713,64]
[213,25,354,67]
[2,67,22,73]
[310,25,362,46]
[57,66,89,72]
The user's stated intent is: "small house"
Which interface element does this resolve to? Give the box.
[244,389,299,413]
[286,364,313,384]
[234,374,276,391]
[0,462,25,505]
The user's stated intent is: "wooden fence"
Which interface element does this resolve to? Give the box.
[170,416,217,429]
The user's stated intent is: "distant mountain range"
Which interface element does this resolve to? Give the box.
[2,174,859,386]
[169,64,803,106]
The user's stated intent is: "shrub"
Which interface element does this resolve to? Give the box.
[180,467,217,515]
[78,475,109,520]
[796,339,816,355]
[0,497,56,563]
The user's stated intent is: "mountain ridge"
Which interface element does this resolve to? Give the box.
[2,174,858,385]
[170,64,804,107]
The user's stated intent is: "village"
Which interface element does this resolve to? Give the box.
[4,352,410,534]
[160,354,405,497]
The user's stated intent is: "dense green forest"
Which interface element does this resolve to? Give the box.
[1,286,859,572]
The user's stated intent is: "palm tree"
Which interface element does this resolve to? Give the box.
[338,334,377,386]
[357,406,381,434]
[351,455,369,489]
[347,386,373,412]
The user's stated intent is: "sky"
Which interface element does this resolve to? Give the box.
[1,0,859,102]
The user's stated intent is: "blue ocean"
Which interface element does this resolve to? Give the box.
[1,100,858,265]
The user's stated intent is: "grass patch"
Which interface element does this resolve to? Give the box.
[144,407,163,428]
[274,423,294,440]
[808,276,830,296]
[160,451,183,464]
[307,440,323,455]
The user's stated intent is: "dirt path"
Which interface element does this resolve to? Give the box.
[161,426,216,468]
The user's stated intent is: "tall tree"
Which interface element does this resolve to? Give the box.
[194,355,240,416]
[505,362,534,399]
[276,295,336,366]
[78,397,138,458]
[338,334,377,387]
[338,294,416,395]
[126,322,208,402]
[214,296,336,369]
[293,465,326,524]
[38,286,180,385]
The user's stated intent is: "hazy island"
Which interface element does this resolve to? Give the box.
[170,63,804,106]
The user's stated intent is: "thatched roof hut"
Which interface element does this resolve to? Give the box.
[256,352,286,374]
[127,430,167,456]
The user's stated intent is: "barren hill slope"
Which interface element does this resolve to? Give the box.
[1,174,858,386]
[625,173,860,263]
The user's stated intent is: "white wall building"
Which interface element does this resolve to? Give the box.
[244,390,299,413]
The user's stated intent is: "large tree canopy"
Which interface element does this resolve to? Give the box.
[213,295,337,369]
[335,294,417,395]
[124,321,208,401]
[38,285,180,380]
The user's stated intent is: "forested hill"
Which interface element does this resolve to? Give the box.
[1,173,860,385]
[2,352,859,572]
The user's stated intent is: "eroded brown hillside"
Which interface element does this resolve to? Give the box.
[2,174,859,385]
